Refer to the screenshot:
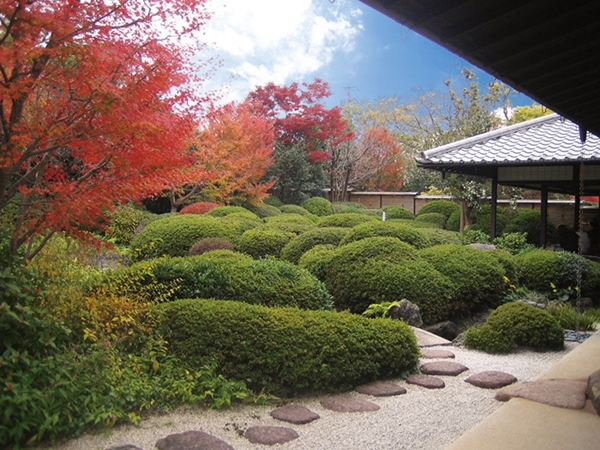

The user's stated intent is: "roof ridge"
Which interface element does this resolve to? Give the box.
[421,113,561,159]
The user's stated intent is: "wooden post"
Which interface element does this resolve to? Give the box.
[490,169,498,240]
[540,185,548,248]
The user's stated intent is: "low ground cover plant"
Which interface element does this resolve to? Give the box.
[156,298,420,396]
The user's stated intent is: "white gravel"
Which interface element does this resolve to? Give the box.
[36,342,578,450]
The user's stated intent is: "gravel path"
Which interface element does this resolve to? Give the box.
[35,342,579,450]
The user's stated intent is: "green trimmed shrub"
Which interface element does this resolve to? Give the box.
[156,299,420,395]
[236,227,296,259]
[262,214,317,235]
[218,214,263,245]
[243,203,282,218]
[316,213,378,228]
[460,228,490,244]
[416,200,460,219]
[189,238,234,256]
[339,221,432,249]
[301,197,335,217]
[180,202,220,215]
[504,209,556,246]
[515,250,560,293]
[263,196,283,207]
[470,205,510,236]
[418,244,508,314]
[493,232,535,255]
[446,210,460,231]
[205,206,258,218]
[387,218,441,229]
[415,212,446,228]
[108,204,152,244]
[464,302,564,353]
[279,204,310,215]
[382,205,414,220]
[298,244,337,282]
[332,201,366,212]
[281,227,349,264]
[417,228,463,246]
[487,249,519,286]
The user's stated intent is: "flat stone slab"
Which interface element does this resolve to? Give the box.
[495,379,588,410]
[420,361,469,376]
[155,430,234,450]
[411,326,452,347]
[107,446,143,450]
[322,395,380,412]
[420,348,455,359]
[270,404,320,424]
[465,371,517,389]
[406,374,445,389]
[355,381,407,397]
[245,426,299,445]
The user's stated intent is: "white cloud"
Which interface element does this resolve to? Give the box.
[199,0,363,104]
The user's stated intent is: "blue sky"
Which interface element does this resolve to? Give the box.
[200,0,533,109]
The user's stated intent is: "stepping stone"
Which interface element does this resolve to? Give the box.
[355,381,407,397]
[420,361,469,376]
[270,404,320,424]
[155,430,234,450]
[588,369,600,416]
[406,374,445,389]
[465,371,517,389]
[107,446,143,450]
[420,348,455,359]
[411,326,452,347]
[322,395,380,412]
[495,379,588,410]
[245,426,299,445]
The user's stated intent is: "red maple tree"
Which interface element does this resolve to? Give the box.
[0,0,213,258]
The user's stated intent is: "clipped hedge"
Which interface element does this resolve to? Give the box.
[464,302,564,353]
[416,200,460,219]
[300,197,335,217]
[281,227,349,264]
[470,205,510,236]
[316,213,378,228]
[298,244,337,282]
[156,299,420,395]
[262,214,317,235]
[418,244,508,314]
[205,206,258,218]
[279,204,310,215]
[414,212,446,228]
[382,205,414,220]
[417,228,463,246]
[236,227,296,259]
[243,203,282,218]
[504,209,556,246]
[339,221,432,249]
[446,210,461,232]
[189,237,234,256]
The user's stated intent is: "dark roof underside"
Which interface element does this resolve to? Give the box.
[358,0,600,138]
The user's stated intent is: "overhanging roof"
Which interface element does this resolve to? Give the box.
[416,114,600,195]
[358,0,600,138]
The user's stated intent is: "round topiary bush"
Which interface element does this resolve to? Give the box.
[504,209,556,246]
[469,205,510,236]
[382,205,414,220]
[486,249,519,286]
[446,210,461,232]
[316,213,378,228]
[108,203,153,244]
[300,197,335,217]
[205,206,258,218]
[463,302,564,353]
[515,249,560,293]
[179,202,220,215]
[339,221,432,249]
[298,244,337,282]
[243,203,282,218]
[236,227,296,259]
[263,196,283,208]
[218,214,263,245]
[189,237,234,256]
[418,244,508,315]
[279,204,310,215]
[416,200,460,219]
[156,298,420,395]
[262,214,317,235]
[414,212,446,228]
[130,214,232,260]
[332,201,367,212]
[417,228,463,246]
[281,227,349,264]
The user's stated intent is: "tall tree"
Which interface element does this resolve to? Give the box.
[0,0,213,258]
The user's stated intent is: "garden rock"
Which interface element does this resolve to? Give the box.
[465,371,517,389]
[389,298,423,327]
[322,395,380,412]
[106,446,143,450]
[155,430,234,450]
[355,381,407,397]
[424,321,459,340]
[587,369,600,416]
[270,404,320,424]
[406,374,445,389]
[419,348,455,359]
[420,361,469,376]
[245,426,299,445]
[495,379,588,409]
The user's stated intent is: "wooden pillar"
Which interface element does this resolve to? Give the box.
[540,185,548,248]
[574,164,581,232]
[490,169,498,240]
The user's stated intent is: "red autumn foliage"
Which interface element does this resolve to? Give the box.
[179,202,220,215]
[0,0,213,258]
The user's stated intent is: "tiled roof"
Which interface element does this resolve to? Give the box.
[418,114,600,166]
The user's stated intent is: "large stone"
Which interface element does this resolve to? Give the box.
[245,426,299,445]
[465,371,517,389]
[587,369,600,416]
[155,430,234,450]
[424,321,459,341]
[419,348,455,359]
[389,299,423,327]
[270,404,320,424]
[355,381,407,397]
[322,395,380,412]
[406,374,445,389]
[495,379,588,409]
[420,361,469,376]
